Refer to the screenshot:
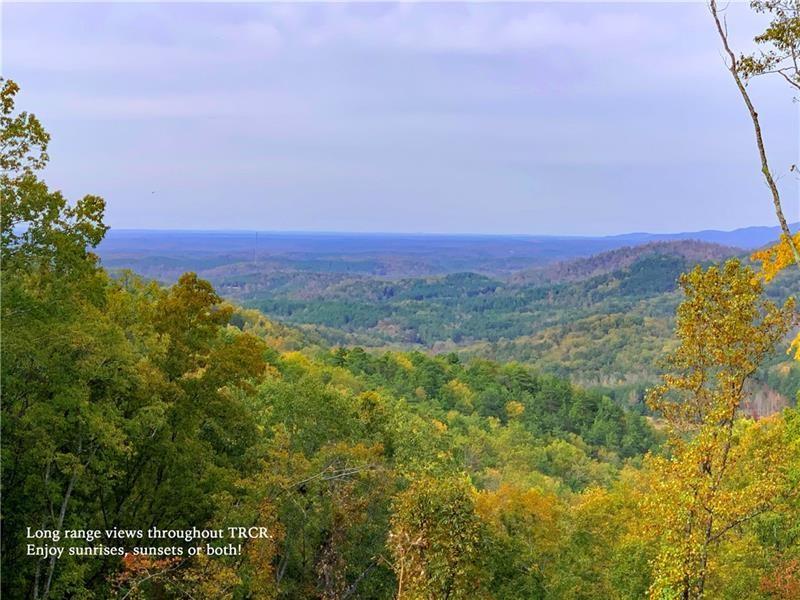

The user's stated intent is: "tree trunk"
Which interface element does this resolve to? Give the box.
[709,0,800,268]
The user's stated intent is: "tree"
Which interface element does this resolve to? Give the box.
[388,475,485,600]
[738,0,800,93]
[1,79,49,176]
[753,233,800,365]
[1,78,117,599]
[476,484,560,599]
[708,0,800,268]
[645,259,797,599]
[1,80,271,599]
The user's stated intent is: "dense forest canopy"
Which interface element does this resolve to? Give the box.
[96,232,800,409]
[2,66,799,600]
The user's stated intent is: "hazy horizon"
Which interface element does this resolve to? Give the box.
[100,220,798,238]
[3,2,799,235]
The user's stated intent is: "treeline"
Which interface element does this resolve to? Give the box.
[3,79,800,599]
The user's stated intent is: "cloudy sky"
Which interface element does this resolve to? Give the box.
[2,2,798,235]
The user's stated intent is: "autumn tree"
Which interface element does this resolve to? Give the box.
[388,475,486,600]
[476,484,560,599]
[709,0,800,267]
[645,259,797,599]
[753,234,800,367]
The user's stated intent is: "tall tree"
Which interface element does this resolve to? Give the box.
[1,78,117,599]
[645,259,797,599]
[709,0,800,268]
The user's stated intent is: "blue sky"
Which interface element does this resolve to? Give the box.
[2,2,798,235]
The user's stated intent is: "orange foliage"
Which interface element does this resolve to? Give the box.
[761,559,800,599]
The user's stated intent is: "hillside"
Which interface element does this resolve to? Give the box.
[97,232,798,409]
[511,240,742,285]
[241,241,799,409]
[238,241,748,345]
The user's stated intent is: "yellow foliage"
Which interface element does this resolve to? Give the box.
[647,260,795,432]
[476,483,559,556]
[644,417,796,599]
[389,475,485,600]
[443,379,475,412]
[751,233,800,362]
[505,400,525,419]
[282,351,310,368]
[751,233,800,282]
[644,260,797,599]
[431,419,448,433]
[393,353,414,371]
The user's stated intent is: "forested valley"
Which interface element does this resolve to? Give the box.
[99,227,800,414]
[3,73,800,600]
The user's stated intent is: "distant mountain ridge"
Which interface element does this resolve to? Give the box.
[511,240,744,286]
[98,223,795,282]
[101,222,796,250]
[604,222,798,249]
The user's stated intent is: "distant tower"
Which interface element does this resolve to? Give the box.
[254,231,258,265]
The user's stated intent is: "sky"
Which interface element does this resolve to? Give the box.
[2,1,799,236]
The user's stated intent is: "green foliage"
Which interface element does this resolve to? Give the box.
[737,0,800,93]
[245,250,799,405]
[3,80,797,600]
[1,82,268,598]
[389,475,486,600]
[325,348,657,462]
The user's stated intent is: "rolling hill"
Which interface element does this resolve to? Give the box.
[98,230,800,413]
